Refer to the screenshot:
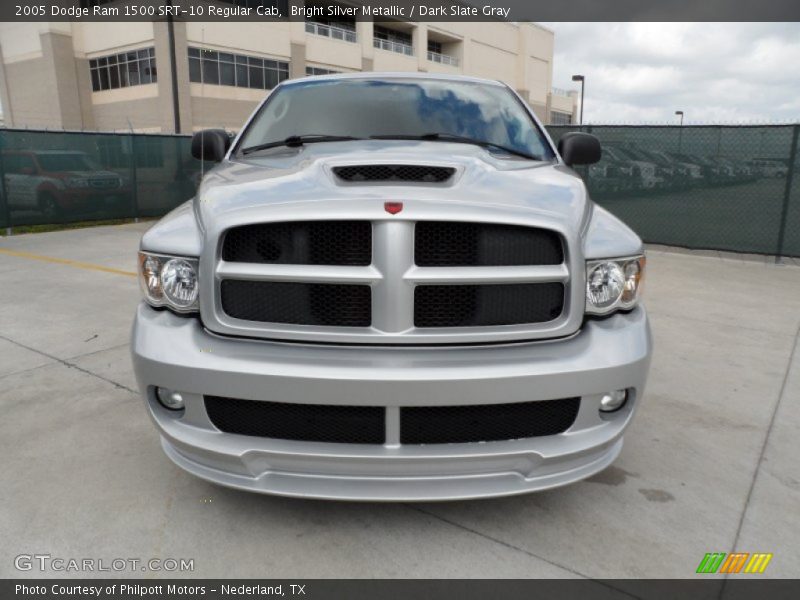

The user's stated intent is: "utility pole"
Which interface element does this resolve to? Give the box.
[675,110,684,152]
[572,75,585,126]
[166,0,181,134]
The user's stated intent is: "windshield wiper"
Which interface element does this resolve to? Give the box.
[241,134,364,155]
[370,133,542,161]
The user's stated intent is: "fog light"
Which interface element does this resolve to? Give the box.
[600,389,628,412]
[156,387,185,411]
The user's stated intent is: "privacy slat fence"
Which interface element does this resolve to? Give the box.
[1,125,798,257]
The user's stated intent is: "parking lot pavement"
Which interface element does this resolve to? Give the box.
[1,224,799,579]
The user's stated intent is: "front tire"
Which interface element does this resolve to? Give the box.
[39,193,60,220]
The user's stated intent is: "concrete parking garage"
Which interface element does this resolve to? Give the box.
[1,223,799,579]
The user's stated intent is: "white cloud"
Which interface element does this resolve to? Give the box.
[544,23,800,124]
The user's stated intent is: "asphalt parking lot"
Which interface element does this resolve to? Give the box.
[1,223,799,579]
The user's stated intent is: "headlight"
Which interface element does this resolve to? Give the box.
[66,177,89,188]
[137,252,199,313]
[138,253,163,304]
[161,258,199,309]
[586,256,645,315]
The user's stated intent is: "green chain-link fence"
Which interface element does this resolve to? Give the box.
[548,125,800,257]
[1,125,798,256]
[0,129,204,229]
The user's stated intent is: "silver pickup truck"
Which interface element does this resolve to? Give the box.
[131,73,652,501]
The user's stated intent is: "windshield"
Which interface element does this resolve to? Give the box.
[237,78,553,160]
[37,153,99,172]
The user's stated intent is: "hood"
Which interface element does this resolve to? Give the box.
[194,140,590,232]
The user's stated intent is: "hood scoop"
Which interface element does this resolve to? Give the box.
[332,164,456,184]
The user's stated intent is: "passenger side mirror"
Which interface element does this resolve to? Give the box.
[558,132,602,167]
[191,129,231,162]
[20,166,35,175]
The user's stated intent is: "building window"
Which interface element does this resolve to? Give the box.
[373,26,413,56]
[188,47,289,90]
[550,111,573,126]
[427,40,442,55]
[305,18,357,43]
[305,66,341,76]
[426,39,459,66]
[89,48,156,92]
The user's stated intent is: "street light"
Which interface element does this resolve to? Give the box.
[675,110,685,151]
[572,74,585,125]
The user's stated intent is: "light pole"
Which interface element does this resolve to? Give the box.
[675,110,684,152]
[572,74,585,126]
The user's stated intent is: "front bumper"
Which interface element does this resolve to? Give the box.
[131,305,652,501]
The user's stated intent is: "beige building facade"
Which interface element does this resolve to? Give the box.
[0,9,577,133]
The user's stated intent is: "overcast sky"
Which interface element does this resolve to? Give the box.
[544,23,800,124]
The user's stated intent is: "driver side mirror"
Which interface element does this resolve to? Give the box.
[558,132,602,167]
[191,129,231,162]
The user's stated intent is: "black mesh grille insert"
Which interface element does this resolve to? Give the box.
[401,398,580,444]
[222,221,371,265]
[333,164,455,183]
[221,280,371,327]
[205,396,385,444]
[414,283,564,327]
[415,222,563,266]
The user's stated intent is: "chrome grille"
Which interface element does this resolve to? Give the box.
[210,218,575,343]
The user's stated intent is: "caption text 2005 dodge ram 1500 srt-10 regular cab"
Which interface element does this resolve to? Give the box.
[131,74,652,501]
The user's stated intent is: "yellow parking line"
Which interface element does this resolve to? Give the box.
[0,248,137,277]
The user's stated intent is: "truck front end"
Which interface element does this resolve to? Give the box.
[131,74,652,501]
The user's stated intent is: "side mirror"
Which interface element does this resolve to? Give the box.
[191,129,231,162]
[558,132,602,167]
[20,166,35,176]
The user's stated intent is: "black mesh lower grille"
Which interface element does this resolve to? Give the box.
[414,283,564,327]
[221,280,371,326]
[205,396,385,444]
[333,164,455,183]
[204,396,579,446]
[415,222,564,266]
[222,221,371,265]
[400,398,580,444]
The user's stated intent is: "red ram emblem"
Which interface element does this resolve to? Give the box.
[384,202,403,215]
